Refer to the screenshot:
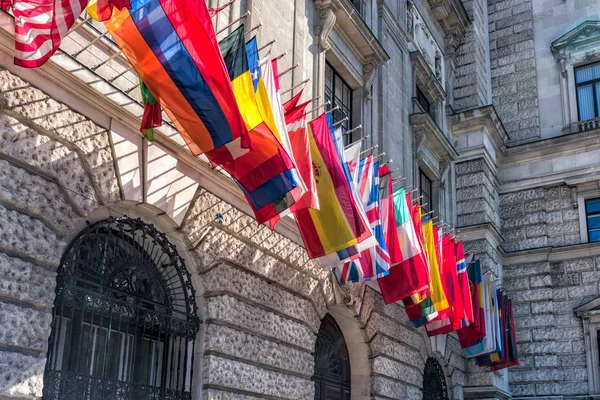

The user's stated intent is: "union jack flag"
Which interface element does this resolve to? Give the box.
[333,156,391,284]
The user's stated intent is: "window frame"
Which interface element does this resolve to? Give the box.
[416,86,431,114]
[575,62,600,122]
[585,197,600,243]
[420,169,433,214]
[325,61,353,145]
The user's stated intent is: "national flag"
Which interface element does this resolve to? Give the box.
[476,290,507,365]
[10,0,89,67]
[259,54,307,197]
[458,260,485,348]
[202,26,299,223]
[294,113,373,268]
[456,241,474,326]
[425,235,465,336]
[105,0,249,154]
[246,37,261,91]
[378,187,431,304]
[283,89,304,113]
[380,173,402,264]
[403,204,436,327]
[344,141,362,184]
[268,98,319,229]
[463,274,497,357]
[87,0,130,21]
[490,298,519,370]
[333,158,391,284]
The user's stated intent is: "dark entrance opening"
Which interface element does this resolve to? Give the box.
[423,357,449,400]
[312,314,351,400]
[43,217,201,400]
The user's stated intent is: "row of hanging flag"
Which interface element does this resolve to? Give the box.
[3,0,518,369]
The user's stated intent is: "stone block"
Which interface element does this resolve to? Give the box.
[514,314,554,329]
[504,261,550,278]
[565,258,594,273]
[529,274,552,288]
[373,357,421,387]
[205,295,314,351]
[534,355,558,368]
[572,340,586,352]
[504,277,529,291]
[532,327,583,341]
[568,284,597,299]
[530,301,555,314]
[513,302,530,316]
[559,353,587,367]
[0,351,45,397]
[370,335,423,369]
[201,264,320,332]
[204,324,313,376]
[510,383,535,397]
[552,273,581,287]
[203,355,313,399]
[0,302,51,352]
[553,287,568,300]
[526,224,548,238]
[504,237,547,252]
[0,253,56,307]
[518,340,571,355]
[516,329,532,343]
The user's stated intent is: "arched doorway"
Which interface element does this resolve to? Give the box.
[422,357,449,400]
[312,314,351,400]
[43,217,201,400]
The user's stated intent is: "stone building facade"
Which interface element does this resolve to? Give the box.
[0,0,600,399]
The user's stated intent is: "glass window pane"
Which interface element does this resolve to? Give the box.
[325,65,333,89]
[576,63,600,84]
[596,83,600,117]
[590,229,600,243]
[587,199,600,214]
[578,84,595,121]
[588,215,600,230]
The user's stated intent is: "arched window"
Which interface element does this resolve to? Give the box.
[312,314,350,400]
[422,357,448,400]
[43,217,201,400]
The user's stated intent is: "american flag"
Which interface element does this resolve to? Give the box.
[8,0,89,67]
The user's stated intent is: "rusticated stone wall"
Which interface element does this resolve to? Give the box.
[0,66,472,399]
[500,185,580,252]
[453,0,492,112]
[456,158,500,229]
[504,256,598,397]
[487,0,541,144]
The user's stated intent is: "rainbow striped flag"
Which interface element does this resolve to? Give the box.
[105,0,250,154]
[294,113,373,268]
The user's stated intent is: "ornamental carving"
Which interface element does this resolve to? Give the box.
[408,3,444,83]
[551,21,600,64]
[314,2,337,52]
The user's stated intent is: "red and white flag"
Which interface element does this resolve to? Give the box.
[9,0,88,68]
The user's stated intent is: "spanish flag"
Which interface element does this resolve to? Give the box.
[294,113,373,268]
[105,0,249,154]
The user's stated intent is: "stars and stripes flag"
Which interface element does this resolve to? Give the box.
[7,0,89,67]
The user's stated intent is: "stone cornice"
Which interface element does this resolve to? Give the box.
[0,10,304,247]
[463,386,512,400]
[409,112,458,161]
[410,50,446,102]
[502,241,600,266]
[456,223,504,251]
[425,0,469,52]
[317,0,390,67]
[449,105,508,171]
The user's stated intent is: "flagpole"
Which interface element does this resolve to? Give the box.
[245,23,262,35]
[216,11,250,35]
[360,145,378,155]
[281,78,310,95]
[211,0,236,16]
[307,101,330,114]
[258,39,276,52]
[376,152,386,160]
[332,117,348,127]
[344,136,366,149]
[278,64,299,77]
[346,125,362,134]
[274,52,287,60]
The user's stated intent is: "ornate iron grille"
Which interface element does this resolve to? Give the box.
[312,314,350,400]
[43,218,201,400]
[422,358,448,400]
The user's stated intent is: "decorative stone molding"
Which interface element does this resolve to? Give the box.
[410,51,446,103]
[551,21,600,64]
[362,60,377,101]
[575,297,600,394]
[551,21,600,128]
[314,1,337,52]
[425,0,469,49]
[463,385,512,399]
[407,3,444,85]
[410,113,458,162]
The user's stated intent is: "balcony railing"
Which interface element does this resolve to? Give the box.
[563,117,600,135]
